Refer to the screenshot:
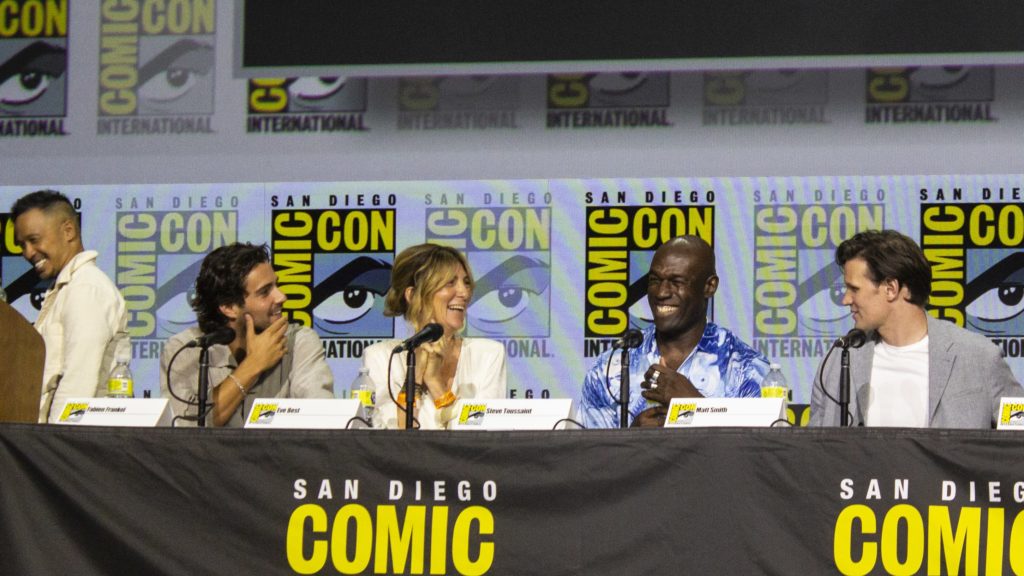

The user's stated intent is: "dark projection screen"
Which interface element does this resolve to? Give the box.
[240,0,1024,72]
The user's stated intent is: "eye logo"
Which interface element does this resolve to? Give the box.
[865,67,996,124]
[794,264,849,335]
[702,70,829,126]
[0,40,66,116]
[97,0,215,133]
[0,0,67,131]
[752,203,883,360]
[965,252,1024,336]
[137,38,214,115]
[310,255,392,337]
[397,75,520,131]
[547,73,671,128]
[154,257,204,339]
[116,209,238,340]
[246,77,368,133]
[921,202,1022,340]
[270,206,396,348]
[467,254,550,337]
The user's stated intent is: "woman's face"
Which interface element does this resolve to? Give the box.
[427,264,473,335]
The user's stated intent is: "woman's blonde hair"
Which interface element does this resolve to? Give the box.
[384,243,474,330]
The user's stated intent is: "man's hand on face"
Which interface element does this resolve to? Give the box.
[243,314,288,374]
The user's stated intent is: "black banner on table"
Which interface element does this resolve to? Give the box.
[2,425,1024,575]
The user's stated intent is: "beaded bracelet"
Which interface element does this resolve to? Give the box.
[227,373,246,395]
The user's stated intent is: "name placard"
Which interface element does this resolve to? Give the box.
[244,399,368,429]
[55,398,173,427]
[449,399,574,430]
[997,397,1024,430]
[664,397,785,428]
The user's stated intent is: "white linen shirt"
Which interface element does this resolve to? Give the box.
[34,250,130,422]
[363,338,507,429]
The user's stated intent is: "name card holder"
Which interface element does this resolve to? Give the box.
[997,397,1024,430]
[244,398,368,429]
[55,398,173,427]
[449,399,574,430]
[664,397,785,428]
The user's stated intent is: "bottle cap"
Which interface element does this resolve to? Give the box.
[769,363,781,370]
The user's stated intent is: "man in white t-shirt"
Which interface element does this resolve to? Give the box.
[810,229,1022,428]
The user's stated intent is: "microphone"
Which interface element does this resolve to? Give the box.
[184,326,236,349]
[833,329,867,349]
[612,328,643,349]
[393,323,444,353]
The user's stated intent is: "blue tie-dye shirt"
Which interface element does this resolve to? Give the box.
[580,321,770,428]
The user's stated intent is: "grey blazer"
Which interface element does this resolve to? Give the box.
[810,315,1023,428]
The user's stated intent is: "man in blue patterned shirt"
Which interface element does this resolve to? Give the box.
[581,236,770,428]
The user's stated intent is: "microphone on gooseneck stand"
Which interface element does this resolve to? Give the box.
[397,323,444,429]
[393,323,444,353]
[185,326,236,349]
[834,329,867,427]
[834,329,867,350]
[194,326,236,428]
[615,329,643,429]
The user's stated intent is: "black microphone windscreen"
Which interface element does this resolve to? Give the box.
[393,322,445,352]
[421,323,443,342]
[834,329,867,349]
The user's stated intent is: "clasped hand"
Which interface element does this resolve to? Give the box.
[632,361,702,428]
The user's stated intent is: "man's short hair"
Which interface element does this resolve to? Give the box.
[11,189,77,223]
[192,243,271,333]
[836,229,931,307]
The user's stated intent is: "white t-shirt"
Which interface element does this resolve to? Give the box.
[864,336,929,427]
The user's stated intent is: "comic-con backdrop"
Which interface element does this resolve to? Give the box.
[2,179,1022,408]
[2,2,1023,407]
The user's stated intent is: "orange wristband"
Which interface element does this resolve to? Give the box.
[396,392,418,408]
[433,391,457,409]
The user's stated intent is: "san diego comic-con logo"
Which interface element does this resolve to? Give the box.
[457,403,487,426]
[1,209,58,323]
[0,0,68,137]
[397,76,519,131]
[271,195,396,359]
[286,478,497,575]
[97,0,215,135]
[547,72,671,129]
[833,477,1024,575]
[424,190,552,359]
[583,189,715,357]
[115,197,238,360]
[866,66,996,124]
[702,69,829,127]
[920,188,1024,360]
[751,192,885,359]
[999,402,1024,428]
[247,77,368,133]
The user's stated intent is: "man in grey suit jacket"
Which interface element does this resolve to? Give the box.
[810,230,1022,428]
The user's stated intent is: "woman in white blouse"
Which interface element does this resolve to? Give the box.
[362,243,507,429]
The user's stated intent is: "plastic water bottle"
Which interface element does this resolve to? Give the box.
[761,363,789,406]
[106,353,134,398]
[351,367,375,425]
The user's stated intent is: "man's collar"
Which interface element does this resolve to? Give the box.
[51,250,95,289]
